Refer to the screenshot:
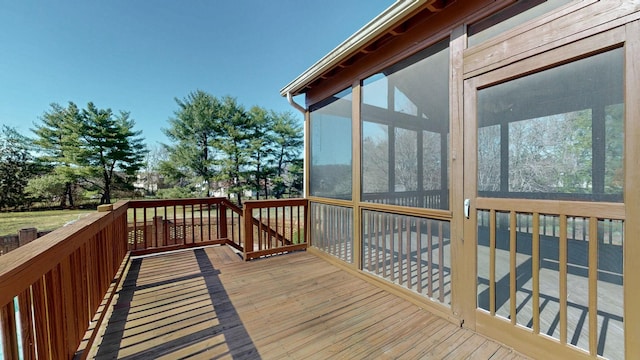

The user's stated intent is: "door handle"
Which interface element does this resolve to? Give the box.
[464,199,470,219]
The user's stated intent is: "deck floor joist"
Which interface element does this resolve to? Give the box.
[88,246,528,359]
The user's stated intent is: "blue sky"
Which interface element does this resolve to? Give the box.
[0,0,391,146]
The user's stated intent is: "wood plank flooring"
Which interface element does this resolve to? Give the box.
[88,246,529,359]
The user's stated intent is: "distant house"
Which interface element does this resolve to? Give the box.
[281,1,638,359]
[134,171,165,195]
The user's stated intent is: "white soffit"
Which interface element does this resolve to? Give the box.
[280,0,430,97]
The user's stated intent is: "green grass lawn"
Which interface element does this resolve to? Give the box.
[0,209,93,237]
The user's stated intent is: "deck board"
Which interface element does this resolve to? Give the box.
[89,246,529,359]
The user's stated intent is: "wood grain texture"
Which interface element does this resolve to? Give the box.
[88,246,528,360]
[624,20,640,360]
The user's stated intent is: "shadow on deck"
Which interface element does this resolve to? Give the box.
[88,246,528,359]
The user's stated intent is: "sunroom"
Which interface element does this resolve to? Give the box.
[281,0,639,359]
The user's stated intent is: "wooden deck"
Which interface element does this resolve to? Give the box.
[88,246,529,359]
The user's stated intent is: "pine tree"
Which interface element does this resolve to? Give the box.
[270,111,303,198]
[79,103,146,204]
[0,126,36,209]
[161,90,221,196]
[32,102,83,207]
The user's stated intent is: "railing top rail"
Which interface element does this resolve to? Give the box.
[362,190,446,198]
[0,201,128,307]
[244,198,308,210]
[220,198,243,215]
[127,197,228,208]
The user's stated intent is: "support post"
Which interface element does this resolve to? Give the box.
[243,205,254,260]
[18,227,38,247]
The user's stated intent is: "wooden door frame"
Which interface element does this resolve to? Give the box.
[461,23,634,359]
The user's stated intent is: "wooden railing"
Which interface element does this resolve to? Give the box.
[0,228,52,256]
[127,197,245,255]
[478,211,623,245]
[243,199,308,260]
[0,197,308,359]
[362,189,447,209]
[0,202,129,360]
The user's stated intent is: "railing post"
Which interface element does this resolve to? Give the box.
[19,227,38,247]
[243,204,253,261]
[162,219,176,245]
[303,200,309,247]
[153,216,163,248]
[219,202,228,240]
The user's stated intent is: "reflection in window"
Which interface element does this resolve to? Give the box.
[361,38,450,209]
[508,110,592,193]
[362,122,389,193]
[394,128,417,192]
[477,48,624,201]
[423,131,441,191]
[310,88,353,200]
[478,125,501,192]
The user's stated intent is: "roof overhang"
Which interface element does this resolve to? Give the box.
[280,0,435,98]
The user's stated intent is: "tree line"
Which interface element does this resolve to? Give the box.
[158,90,303,206]
[0,90,303,210]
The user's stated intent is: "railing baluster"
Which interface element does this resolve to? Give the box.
[164,205,169,244]
[560,215,568,345]
[47,264,65,359]
[275,206,279,247]
[297,206,301,244]
[289,206,293,244]
[398,216,403,286]
[329,206,334,256]
[206,202,211,241]
[32,277,50,359]
[438,221,444,304]
[532,213,540,334]
[143,207,148,249]
[427,219,433,298]
[406,217,411,289]
[375,213,381,275]
[173,204,177,244]
[368,212,373,272]
[267,206,272,249]
[509,211,517,325]
[190,204,195,244]
[1,299,19,360]
[17,287,35,360]
[153,207,158,248]
[390,216,395,283]
[258,208,263,250]
[133,208,138,250]
[490,210,496,315]
[589,217,598,356]
[417,218,422,294]
[343,206,348,261]
[199,203,203,243]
